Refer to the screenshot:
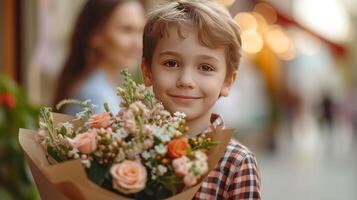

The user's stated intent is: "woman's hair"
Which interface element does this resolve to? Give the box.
[54,0,141,107]
[143,0,242,79]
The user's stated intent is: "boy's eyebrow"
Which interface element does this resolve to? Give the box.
[159,50,181,57]
[196,55,220,63]
[159,50,220,63]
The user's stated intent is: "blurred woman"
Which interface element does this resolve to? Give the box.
[54,0,145,115]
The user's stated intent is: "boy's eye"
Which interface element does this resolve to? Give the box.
[163,59,179,68]
[199,64,215,72]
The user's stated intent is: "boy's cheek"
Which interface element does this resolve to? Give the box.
[151,69,174,87]
[220,87,229,97]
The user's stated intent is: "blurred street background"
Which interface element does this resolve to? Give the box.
[1,0,356,199]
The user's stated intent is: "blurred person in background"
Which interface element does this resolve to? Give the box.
[54,0,145,115]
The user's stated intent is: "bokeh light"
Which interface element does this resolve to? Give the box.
[264,25,292,55]
[241,30,264,54]
[217,0,235,7]
[234,12,258,31]
[254,2,277,24]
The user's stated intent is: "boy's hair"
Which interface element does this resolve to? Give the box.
[143,0,242,78]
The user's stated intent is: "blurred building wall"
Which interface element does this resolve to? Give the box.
[24,0,85,105]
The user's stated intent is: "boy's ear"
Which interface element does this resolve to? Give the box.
[141,58,153,86]
[220,71,237,97]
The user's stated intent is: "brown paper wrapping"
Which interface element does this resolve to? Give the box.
[19,113,233,200]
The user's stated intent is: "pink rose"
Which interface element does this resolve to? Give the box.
[110,160,147,194]
[88,112,112,128]
[172,156,191,176]
[69,130,97,154]
[183,173,197,187]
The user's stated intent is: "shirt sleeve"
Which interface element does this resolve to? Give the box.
[227,153,261,200]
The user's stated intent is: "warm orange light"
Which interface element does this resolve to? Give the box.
[234,12,258,31]
[217,0,235,7]
[251,12,269,34]
[254,2,277,24]
[265,25,291,54]
[241,30,264,54]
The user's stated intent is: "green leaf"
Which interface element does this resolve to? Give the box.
[192,140,220,150]
[85,162,108,186]
[47,146,67,162]
[59,126,67,136]
[56,99,83,111]
[0,188,13,200]
[157,174,180,195]
[138,180,173,200]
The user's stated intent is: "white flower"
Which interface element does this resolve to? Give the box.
[137,84,146,92]
[145,161,152,168]
[141,151,151,160]
[113,129,128,140]
[173,112,186,119]
[81,159,91,168]
[193,160,208,176]
[152,126,172,142]
[146,149,157,158]
[156,165,167,176]
[159,110,171,117]
[160,134,171,142]
[194,150,208,162]
[151,173,157,180]
[154,144,167,155]
[57,122,74,134]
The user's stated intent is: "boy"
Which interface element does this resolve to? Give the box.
[141,0,261,199]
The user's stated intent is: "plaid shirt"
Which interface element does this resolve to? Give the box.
[193,114,261,200]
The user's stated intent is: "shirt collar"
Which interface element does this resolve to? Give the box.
[201,113,225,134]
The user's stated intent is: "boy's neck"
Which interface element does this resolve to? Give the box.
[185,112,212,137]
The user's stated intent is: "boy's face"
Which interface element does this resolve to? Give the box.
[142,26,236,121]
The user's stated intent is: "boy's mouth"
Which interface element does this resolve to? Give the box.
[167,94,202,104]
[168,94,202,99]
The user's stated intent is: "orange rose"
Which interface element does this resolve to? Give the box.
[88,112,112,128]
[110,160,147,194]
[167,137,190,159]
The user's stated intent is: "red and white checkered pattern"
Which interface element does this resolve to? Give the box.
[193,114,261,199]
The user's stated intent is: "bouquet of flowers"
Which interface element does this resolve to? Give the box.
[19,70,234,200]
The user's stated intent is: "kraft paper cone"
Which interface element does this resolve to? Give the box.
[19,113,234,200]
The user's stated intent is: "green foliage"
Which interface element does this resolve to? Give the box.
[192,140,220,151]
[56,99,96,121]
[47,146,68,163]
[85,162,109,186]
[0,74,40,200]
[136,179,174,200]
[117,69,156,109]
[157,174,181,195]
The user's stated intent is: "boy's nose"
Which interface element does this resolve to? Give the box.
[176,69,195,89]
